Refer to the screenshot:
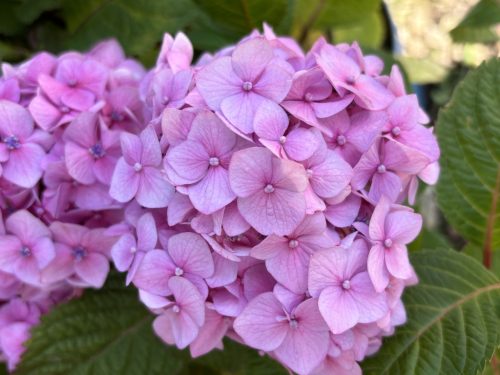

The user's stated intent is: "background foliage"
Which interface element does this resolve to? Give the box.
[1,0,499,374]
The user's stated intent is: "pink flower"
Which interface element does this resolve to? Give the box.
[234,293,330,375]
[110,126,174,208]
[133,232,214,299]
[352,138,428,202]
[367,196,421,292]
[253,101,319,161]
[102,86,144,132]
[317,44,393,110]
[153,276,205,349]
[0,210,55,285]
[0,100,47,188]
[43,222,113,288]
[196,37,293,134]
[308,239,388,334]
[166,111,237,214]
[111,212,157,285]
[251,213,335,294]
[281,68,353,134]
[156,32,193,73]
[63,112,120,185]
[229,147,308,236]
[189,305,231,357]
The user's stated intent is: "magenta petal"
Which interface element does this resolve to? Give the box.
[74,252,109,288]
[168,232,214,278]
[31,236,56,269]
[189,167,235,215]
[369,171,402,203]
[6,210,51,243]
[352,75,394,110]
[0,235,22,273]
[3,143,44,188]
[139,126,162,166]
[120,132,142,165]
[162,108,196,146]
[136,213,158,250]
[133,250,174,295]
[136,167,173,208]
[319,286,359,334]
[109,158,140,203]
[233,292,288,351]
[0,101,34,139]
[61,89,94,111]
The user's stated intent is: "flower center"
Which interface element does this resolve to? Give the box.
[133,162,143,172]
[3,135,21,150]
[306,169,314,178]
[67,79,77,87]
[72,246,87,262]
[377,164,386,174]
[174,267,184,276]
[242,81,253,91]
[20,246,31,257]
[289,318,298,329]
[336,135,346,146]
[60,105,70,114]
[391,126,401,137]
[161,96,170,105]
[264,184,275,193]
[279,135,287,145]
[172,305,180,313]
[384,238,393,248]
[304,93,313,102]
[345,76,356,85]
[89,143,105,159]
[288,239,299,249]
[130,246,137,254]
[110,111,125,122]
[342,280,351,290]
[209,157,220,167]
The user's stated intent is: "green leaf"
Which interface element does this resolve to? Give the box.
[37,0,196,58]
[15,273,287,374]
[362,249,500,375]
[13,0,63,24]
[451,0,500,43]
[0,363,7,375]
[193,0,290,36]
[15,273,187,375]
[436,58,500,254]
[332,10,386,49]
[408,227,453,252]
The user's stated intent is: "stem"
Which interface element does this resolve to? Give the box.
[483,167,500,269]
[298,0,326,45]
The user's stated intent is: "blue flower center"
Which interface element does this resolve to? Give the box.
[110,111,125,122]
[89,143,105,158]
[73,246,87,262]
[3,135,21,150]
[20,246,31,257]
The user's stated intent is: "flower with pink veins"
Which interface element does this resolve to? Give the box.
[63,111,120,186]
[0,100,47,188]
[133,232,214,299]
[281,68,353,134]
[153,276,205,349]
[102,86,144,132]
[234,293,330,375]
[110,126,174,208]
[166,111,237,214]
[0,210,55,285]
[189,305,231,357]
[111,212,157,285]
[43,222,114,288]
[317,44,394,110]
[322,109,387,166]
[253,101,319,161]
[352,138,429,202]
[196,37,293,134]
[384,95,440,163]
[367,196,421,292]
[252,213,335,294]
[229,147,308,236]
[308,239,388,334]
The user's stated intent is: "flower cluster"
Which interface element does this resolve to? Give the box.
[0,26,439,374]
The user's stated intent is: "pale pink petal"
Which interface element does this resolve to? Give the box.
[205,253,238,288]
[0,101,34,139]
[231,38,273,81]
[385,211,422,244]
[133,250,175,295]
[154,310,198,349]
[161,108,196,146]
[31,236,55,269]
[6,210,50,243]
[109,158,140,203]
[220,92,266,134]
[284,128,319,161]
[350,272,388,322]
[74,252,109,288]
[352,75,394,110]
[189,166,235,215]
[190,308,229,357]
[325,194,361,227]
[65,142,96,184]
[0,235,21,273]
[222,202,250,236]
[308,248,345,297]
[111,233,136,272]
[368,195,391,241]
[385,244,413,280]
[367,244,389,292]
[253,58,293,102]
[120,132,142,165]
[136,213,157,250]
[369,171,402,202]
[136,167,173,208]
[169,276,205,326]
[167,232,214,278]
[3,143,44,188]
[267,247,310,294]
[167,141,209,183]
[319,286,359,334]
[253,101,288,140]
[233,292,288,351]
[251,235,288,260]
[229,147,272,197]
[139,126,162,166]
